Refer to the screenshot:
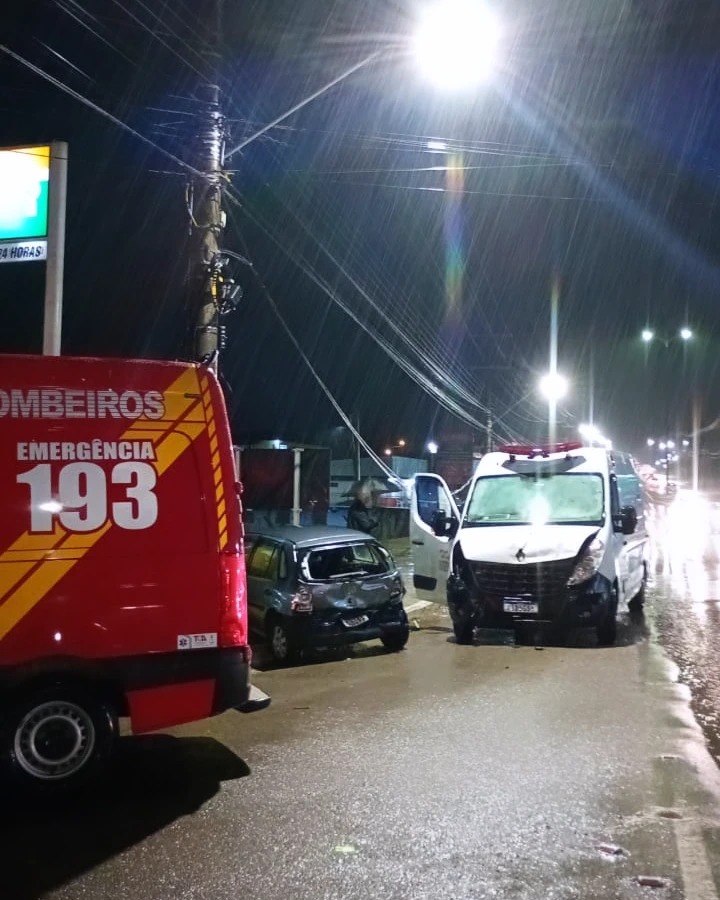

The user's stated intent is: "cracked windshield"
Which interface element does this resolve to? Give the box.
[3,1,720,899]
[466,473,605,525]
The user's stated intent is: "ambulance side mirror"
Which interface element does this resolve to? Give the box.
[617,505,637,535]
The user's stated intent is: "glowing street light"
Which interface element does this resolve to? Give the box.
[538,372,569,402]
[427,441,439,455]
[578,423,611,447]
[412,0,502,90]
[384,439,406,456]
[578,423,601,444]
[640,325,694,347]
[640,325,698,489]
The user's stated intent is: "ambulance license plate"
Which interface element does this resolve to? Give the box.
[343,615,369,628]
[503,599,538,615]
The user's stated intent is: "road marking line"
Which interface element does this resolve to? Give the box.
[405,600,433,614]
[674,818,720,900]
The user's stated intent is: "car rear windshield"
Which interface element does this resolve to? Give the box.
[301,542,391,580]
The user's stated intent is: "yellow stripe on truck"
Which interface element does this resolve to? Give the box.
[0,521,112,642]
[199,375,227,550]
[7,523,66,554]
[0,367,209,641]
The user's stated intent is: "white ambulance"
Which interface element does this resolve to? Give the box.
[410,442,648,645]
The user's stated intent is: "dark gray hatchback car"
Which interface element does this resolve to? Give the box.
[244,525,409,663]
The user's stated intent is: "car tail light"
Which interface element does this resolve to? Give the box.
[290,585,313,613]
[219,550,248,647]
[390,575,405,600]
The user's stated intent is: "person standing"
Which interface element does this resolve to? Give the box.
[347,488,379,535]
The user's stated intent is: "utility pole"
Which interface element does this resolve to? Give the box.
[185,0,243,371]
[587,343,594,428]
[354,414,362,482]
[188,82,226,371]
[692,396,700,493]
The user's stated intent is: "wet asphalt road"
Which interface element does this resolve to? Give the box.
[649,524,720,769]
[6,534,720,899]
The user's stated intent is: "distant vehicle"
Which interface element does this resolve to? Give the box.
[244,526,409,662]
[0,354,268,791]
[410,442,649,646]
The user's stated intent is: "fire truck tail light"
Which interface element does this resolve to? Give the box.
[218,551,248,647]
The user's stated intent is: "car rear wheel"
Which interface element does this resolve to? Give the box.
[381,625,410,652]
[266,615,299,664]
[2,685,117,792]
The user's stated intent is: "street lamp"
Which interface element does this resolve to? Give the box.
[641,325,697,490]
[412,0,502,90]
[426,440,439,472]
[383,439,406,456]
[641,326,693,348]
[578,423,611,447]
[539,372,568,402]
[228,0,503,167]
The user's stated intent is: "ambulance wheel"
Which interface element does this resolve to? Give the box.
[452,617,475,645]
[596,590,619,646]
[3,685,117,791]
[266,615,299,664]
[628,569,647,613]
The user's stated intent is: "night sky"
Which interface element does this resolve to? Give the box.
[2,0,720,463]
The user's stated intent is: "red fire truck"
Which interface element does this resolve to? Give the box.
[0,354,268,790]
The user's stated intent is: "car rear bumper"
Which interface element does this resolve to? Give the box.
[291,603,409,647]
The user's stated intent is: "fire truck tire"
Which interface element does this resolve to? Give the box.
[2,685,118,791]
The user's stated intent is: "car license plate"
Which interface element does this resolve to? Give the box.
[503,599,538,615]
[343,615,369,628]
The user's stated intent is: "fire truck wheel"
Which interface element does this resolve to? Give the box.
[3,686,118,790]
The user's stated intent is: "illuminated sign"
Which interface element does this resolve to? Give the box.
[0,145,50,263]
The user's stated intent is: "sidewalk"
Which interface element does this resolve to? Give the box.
[385,535,437,616]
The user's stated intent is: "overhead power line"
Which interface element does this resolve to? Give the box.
[0,43,203,178]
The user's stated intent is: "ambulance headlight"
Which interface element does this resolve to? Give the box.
[567,536,605,586]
